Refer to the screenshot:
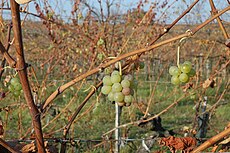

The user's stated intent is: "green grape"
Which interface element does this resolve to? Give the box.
[101,86,112,95]
[122,87,131,95]
[121,79,130,88]
[97,53,104,60]
[169,66,177,75]
[102,75,112,86]
[8,84,15,92]
[169,66,181,76]
[111,74,121,83]
[188,68,196,77]
[108,92,114,101]
[171,76,180,85]
[124,74,133,82]
[111,70,120,76]
[14,83,22,91]
[179,73,189,83]
[114,92,124,102]
[13,90,21,97]
[10,77,20,85]
[97,38,105,46]
[112,83,122,92]
[180,62,192,73]
[124,95,133,103]
[184,61,192,68]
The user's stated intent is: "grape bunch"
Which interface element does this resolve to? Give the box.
[8,77,22,97]
[169,61,196,85]
[101,70,134,107]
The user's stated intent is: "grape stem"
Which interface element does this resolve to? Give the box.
[118,62,122,75]
[177,36,189,68]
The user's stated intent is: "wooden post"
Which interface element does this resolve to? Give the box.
[197,96,209,139]
[115,103,121,153]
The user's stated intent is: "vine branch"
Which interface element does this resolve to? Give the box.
[42,5,230,110]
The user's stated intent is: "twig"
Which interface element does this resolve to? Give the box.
[148,0,200,46]
[209,0,229,39]
[42,5,230,110]
[10,0,45,152]
[0,41,16,68]
[0,23,13,80]
[191,126,230,153]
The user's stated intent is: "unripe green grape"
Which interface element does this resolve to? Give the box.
[184,61,192,68]
[124,74,133,82]
[122,87,131,95]
[112,83,122,92]
[10,77,20,85]
[97,38,105,46]
[103,75,112,86]
[14,83,22,91]
[8,84,15,92]
[97,53,104,60]
[124,95,133,103]
[101,86,112,95]
[179,73,189,83]
[169,66,181,76]
[180,62,192,73]
[188,68,196,77]
[171,76,180,85]
[169,66,177,75]
[121,79,130,88]
[111,74,121,83]
[111,70,120,76]
[114,92,124,102]
[108,92,115,101]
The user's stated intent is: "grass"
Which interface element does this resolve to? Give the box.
[0,66,229,152]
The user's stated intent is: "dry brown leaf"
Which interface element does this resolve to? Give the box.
[21,142,36,152]
[159,136,197,153]
[219,137,230,145]
[202,78,216,89]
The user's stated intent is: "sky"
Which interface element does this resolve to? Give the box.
[1,0,230,24]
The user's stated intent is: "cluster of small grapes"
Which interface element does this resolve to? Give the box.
[101,70,134,107]
[169,61,195,85]
[8,77,22,97]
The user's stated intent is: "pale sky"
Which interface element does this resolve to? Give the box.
[2,0,230,24]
